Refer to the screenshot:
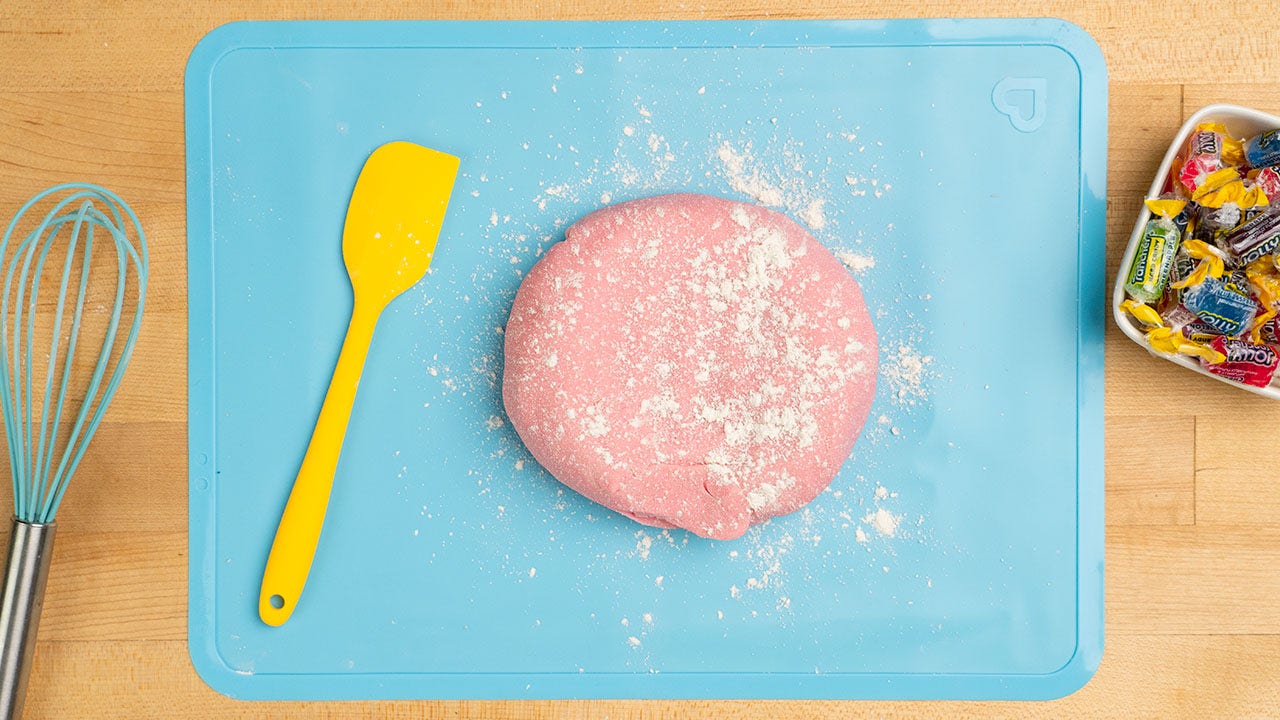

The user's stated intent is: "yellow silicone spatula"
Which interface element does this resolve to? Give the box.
[259,141,459,626]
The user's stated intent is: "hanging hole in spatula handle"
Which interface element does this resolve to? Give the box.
[259,590,291,625]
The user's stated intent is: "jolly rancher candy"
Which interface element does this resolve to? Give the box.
[1169,238,1228,292]
[1179,134,1223,194]
[1192,167,1268,209]
[1177,122,1244,194]
[1147,326,1226,363]
[1182,320,1225,344]
[1124,218,1180,303]
[1202,336,1280,387]
[1249,166,1280,198]
[1222,208,1280,265]
[1180,276,1257,336]
[1258,314,1280,344]
[1245,128,1280,169]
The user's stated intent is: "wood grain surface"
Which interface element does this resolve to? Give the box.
[2,2,1279,718]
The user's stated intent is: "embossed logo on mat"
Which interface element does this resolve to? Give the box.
[992,77,1047,133]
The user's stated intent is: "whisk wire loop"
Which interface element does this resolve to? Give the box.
[0,184,147,524]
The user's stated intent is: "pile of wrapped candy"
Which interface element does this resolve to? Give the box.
[1122,122,1280,387]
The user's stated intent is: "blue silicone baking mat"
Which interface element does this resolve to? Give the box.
[186,19,1106,700]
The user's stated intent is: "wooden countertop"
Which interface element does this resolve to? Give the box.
[1,2,1278,718]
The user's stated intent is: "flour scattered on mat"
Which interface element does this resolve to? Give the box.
[836,250,875,274]
[423,75,942,652]
[800,199,827,230]
[883,344,936,405]
[864,507,901,538]
[716,142,785,207]
[714,141,831,231]
[633,531,654,560]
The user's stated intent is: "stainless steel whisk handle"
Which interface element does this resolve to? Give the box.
[0,519,54,720]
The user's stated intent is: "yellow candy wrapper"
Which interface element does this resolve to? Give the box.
[1251,308,1278,344]
[1191,166,1270,209]
[1190,167,1239,207]
[1247,256,1280,306]
[1144,197,1187,220]
[1120,299,1165,327]
[1170,239,1227,289]
[1244,257,1280,342]
[1147,326,1227,364]
[1196,122,1246,167]
[1243,186,1268,208]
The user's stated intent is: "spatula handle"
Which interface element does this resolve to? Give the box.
[259,300,380,626]
[0,519,55,720]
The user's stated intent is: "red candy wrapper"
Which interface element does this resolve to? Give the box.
[1201,335,1280,387]
[1251,166,1280,198]
[1260,315,1280,345]
[1178,128,1225,194]
[1179,154,1221,195]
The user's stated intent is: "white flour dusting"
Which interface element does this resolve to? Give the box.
[800,198,826,230]
[717,142,786,207]
[746,475,794,513]
[883,344,935,405]
[634,531,653,560]
[864,508,901,538]
[713,139,838,235]
[836,251,875,274]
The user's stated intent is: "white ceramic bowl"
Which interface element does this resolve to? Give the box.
[1113,103,1280,398]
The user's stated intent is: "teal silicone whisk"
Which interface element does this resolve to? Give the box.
[0,184,146,719]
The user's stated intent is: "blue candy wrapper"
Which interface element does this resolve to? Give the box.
[1182,276,1257,336]
[1245,129,1280,169]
